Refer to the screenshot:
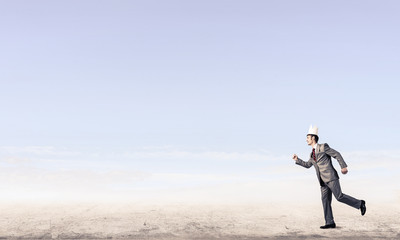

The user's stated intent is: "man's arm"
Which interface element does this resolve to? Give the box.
[323,143,348,173]
[293,154,313,168]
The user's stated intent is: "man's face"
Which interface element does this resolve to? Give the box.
[306,135,314,146]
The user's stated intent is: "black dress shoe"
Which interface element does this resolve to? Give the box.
[320,223,336,229]
[360,200,366,216]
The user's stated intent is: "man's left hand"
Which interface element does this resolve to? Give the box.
[341,167,348,174]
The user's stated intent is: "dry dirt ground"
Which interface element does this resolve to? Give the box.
[0,201,398,240]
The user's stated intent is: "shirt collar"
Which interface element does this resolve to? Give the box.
[312,143,318,149]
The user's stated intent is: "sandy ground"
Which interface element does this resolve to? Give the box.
[0,201,399,240]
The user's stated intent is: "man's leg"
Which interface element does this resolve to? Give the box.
[321,185,334,225]
[327,179,362,209]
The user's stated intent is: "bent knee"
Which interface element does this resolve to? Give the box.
[335,193,345,201]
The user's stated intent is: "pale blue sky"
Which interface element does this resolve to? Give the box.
[0,1,399,202]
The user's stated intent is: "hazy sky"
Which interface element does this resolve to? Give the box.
[0,1,399,203]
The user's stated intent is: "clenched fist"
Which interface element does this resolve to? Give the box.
[292,154,298,161]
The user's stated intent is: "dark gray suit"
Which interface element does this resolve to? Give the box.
[296,143,362,225]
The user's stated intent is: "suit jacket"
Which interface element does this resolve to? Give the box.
[296,143,347,186]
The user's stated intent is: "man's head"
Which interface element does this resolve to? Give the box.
[306,134,319,146]
[307,125,319,146]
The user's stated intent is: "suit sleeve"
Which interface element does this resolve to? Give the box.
[324,143,348,169]
[295,157,313,168]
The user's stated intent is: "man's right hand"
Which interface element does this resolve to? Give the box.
[292,154,298,161]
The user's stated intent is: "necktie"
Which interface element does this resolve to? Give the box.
[312,148,316,161]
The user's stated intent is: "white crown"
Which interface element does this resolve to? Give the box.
[308,125,318,136]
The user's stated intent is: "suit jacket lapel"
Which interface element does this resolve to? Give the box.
[315,144,320,161]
